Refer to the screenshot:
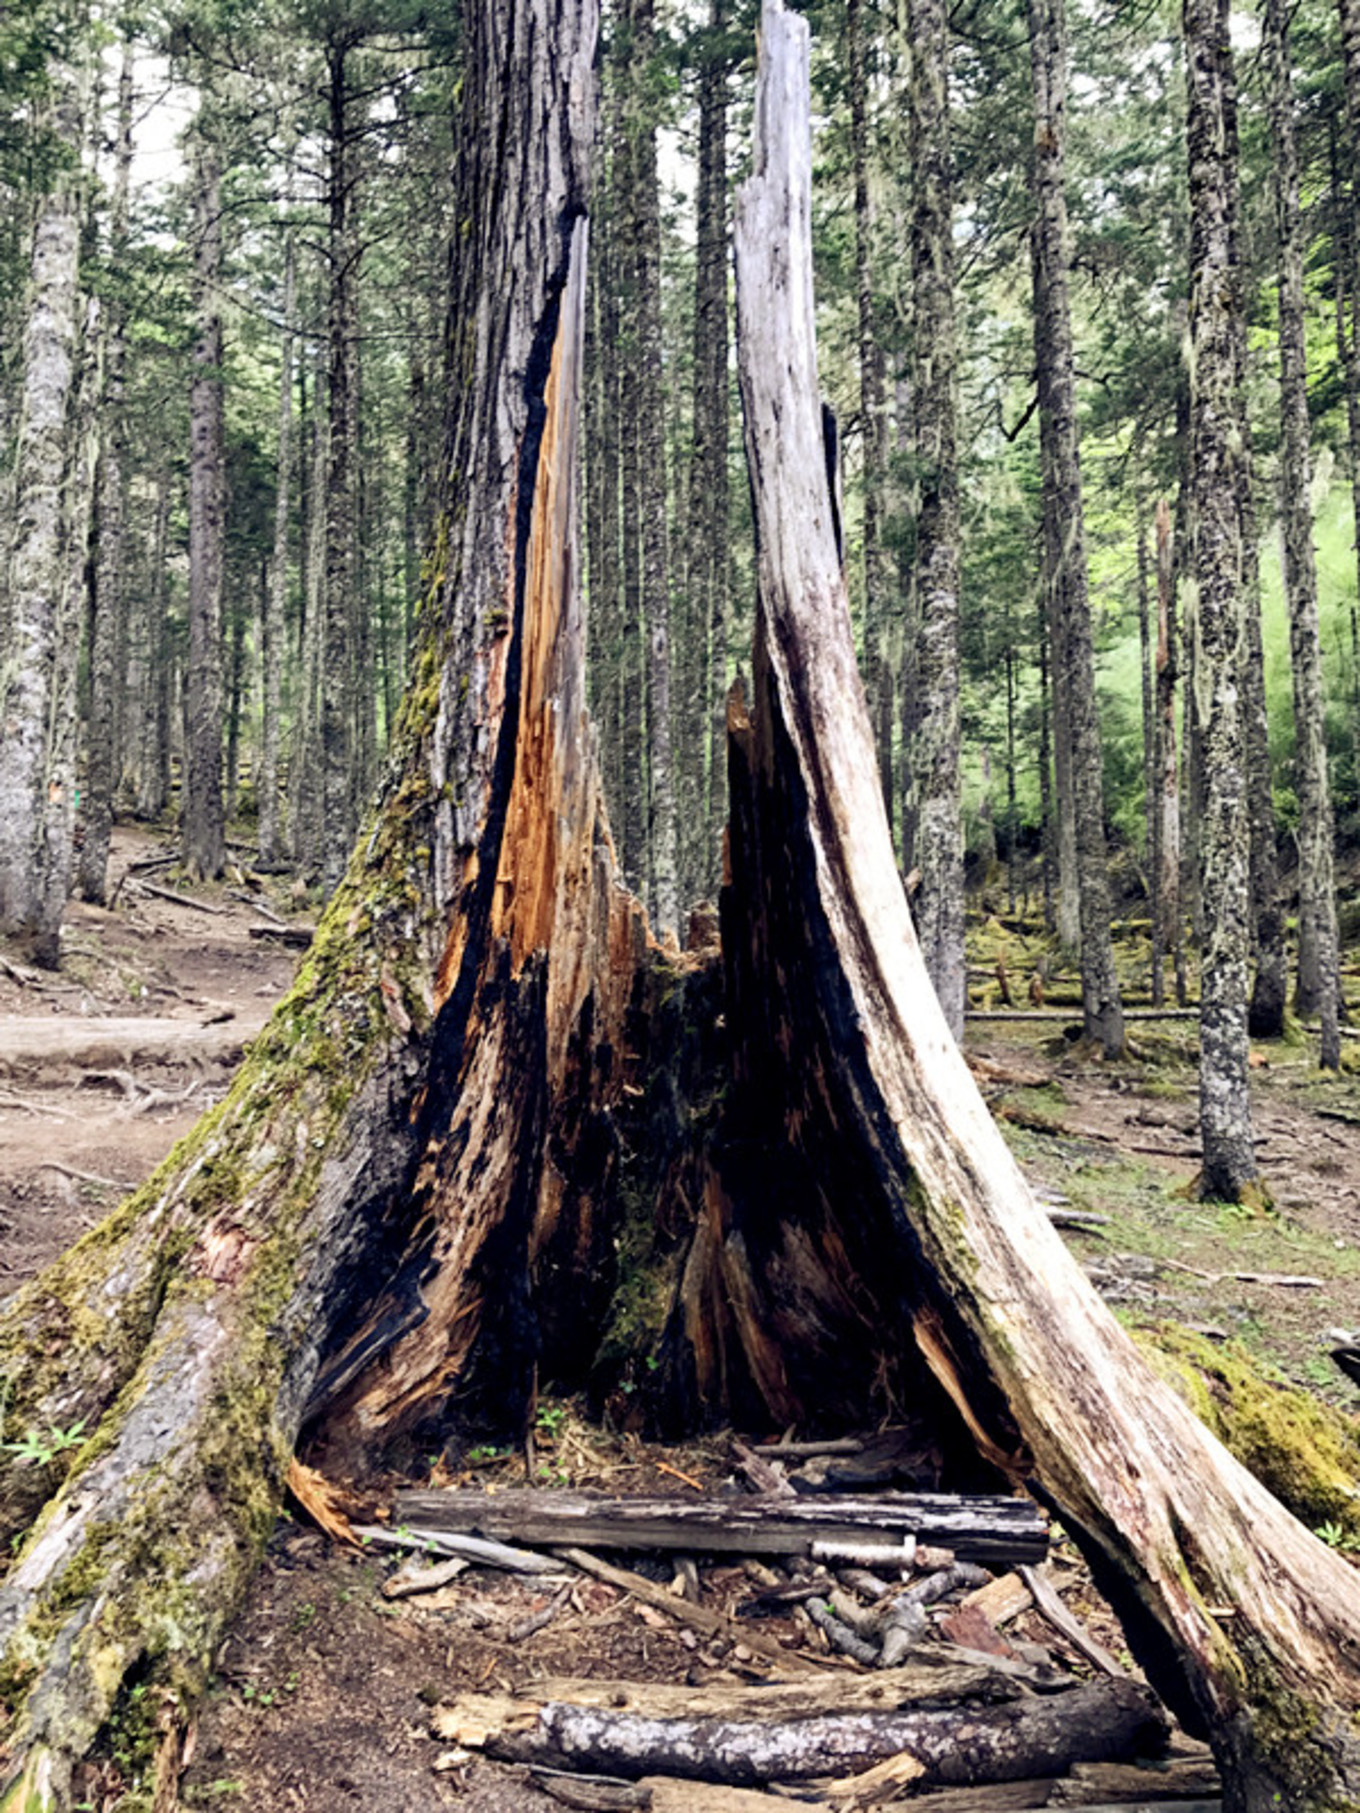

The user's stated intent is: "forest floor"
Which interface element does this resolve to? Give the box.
[3,840,1359,1811]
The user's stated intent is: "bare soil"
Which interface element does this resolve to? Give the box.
[5,852,1358,1811]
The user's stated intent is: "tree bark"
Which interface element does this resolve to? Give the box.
[0,48,88,967]
[730,8,1360,1806]
[1185,0,1259,1202]
[0,2,608,1800]
[322,38,361,895]
[135,464,173,822]
[1138,513,1158,1002]
[907,0,965,1038]
[1263,0,1340,1068]
[454,1681,1166,1788]
[1026,0,1124,1057]
[183,125,226,883]
[847,0,892,828]
[1154,498,1181,1004]
[259,210,296,870]
[76,39,132,907]
[692,0,730,899]
[632,0,678,941]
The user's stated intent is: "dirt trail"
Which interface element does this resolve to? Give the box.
[0,825,301,1294]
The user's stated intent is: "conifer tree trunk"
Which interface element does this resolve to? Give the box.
[1138,516,1161,1001]
[1185,0,1259,1201]
[259,219,296,870]
[633,0,678,940]
[77,40,133,906]
[907,0,964,1037]
[291,370,328,877]
[615,6,647,899]
[1154,498,1181,1006]
[1331,119,1360,783]
[847,0,892,823]
[323,38,361,894]
[692,0,730,897]
[136,465,173,821]
[1026,0,1124,1057]
[1240,482,1287,1039]
[0,47,88,965]
[1263,0,1340,1069]
[183,128,227,882]
[0,1,609,1798]
[46,304,102,948]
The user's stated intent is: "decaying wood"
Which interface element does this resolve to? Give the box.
[555,1547,829,1674]
[0,1,616,1801]
[1020,1567,1126,1680]
[724,5,1360,1806]
[436,1679,1167,1787]
[962,1573,1034,1628]
[127,879,227,915]
[247,922,315,949]
[1047,1758,1221,1806]
[355,1523,562,1575]
[394,1488,1049,1567]
[434,1665,1034,1732]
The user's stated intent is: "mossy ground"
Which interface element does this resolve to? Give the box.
[968,902,1360,1545]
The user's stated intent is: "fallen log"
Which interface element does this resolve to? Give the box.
[393,1487,1050,1567]
[435,1680,1168,1787]
[434,1667,1037,1726]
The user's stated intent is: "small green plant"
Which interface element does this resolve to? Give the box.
[468,1443,509,1462]
[1,1419,86,1466]
[1315,1520,1360,1553]
[288,1601,317,1633]
[535,1403,567,1435]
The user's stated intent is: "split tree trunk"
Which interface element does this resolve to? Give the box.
[0,2,616,1801]
[5,6,1360,1812]
[727,8,1360,1809]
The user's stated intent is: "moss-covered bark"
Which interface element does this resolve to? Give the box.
[0,2,606,1802]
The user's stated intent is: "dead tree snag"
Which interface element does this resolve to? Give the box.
[719,7,1360,1808]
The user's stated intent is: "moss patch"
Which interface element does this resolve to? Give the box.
[1141,1325,1360,1539]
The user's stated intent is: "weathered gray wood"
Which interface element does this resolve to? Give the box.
[728,5,1360,1807]
[394,1487,1049,1567]
[441,1681,1166,1788]
[435,1668,1032,1731]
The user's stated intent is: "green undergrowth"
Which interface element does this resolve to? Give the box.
[1140,1325,1360,1542]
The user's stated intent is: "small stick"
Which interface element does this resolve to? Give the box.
[0,1090,78,1120]
[507,1583,575,1643]
[557,1547,829,1673]
[131,879,228,916]
[38,1161,129,1192]
[354,1523,562,1575]
[806,1598,880,1666]
[1020,1565,1126,1679]
[656,1460,705,1493]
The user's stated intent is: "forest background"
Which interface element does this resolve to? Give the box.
[1,0,1360,1070]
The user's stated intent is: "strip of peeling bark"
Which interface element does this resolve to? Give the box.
[726,7,1360,1808]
